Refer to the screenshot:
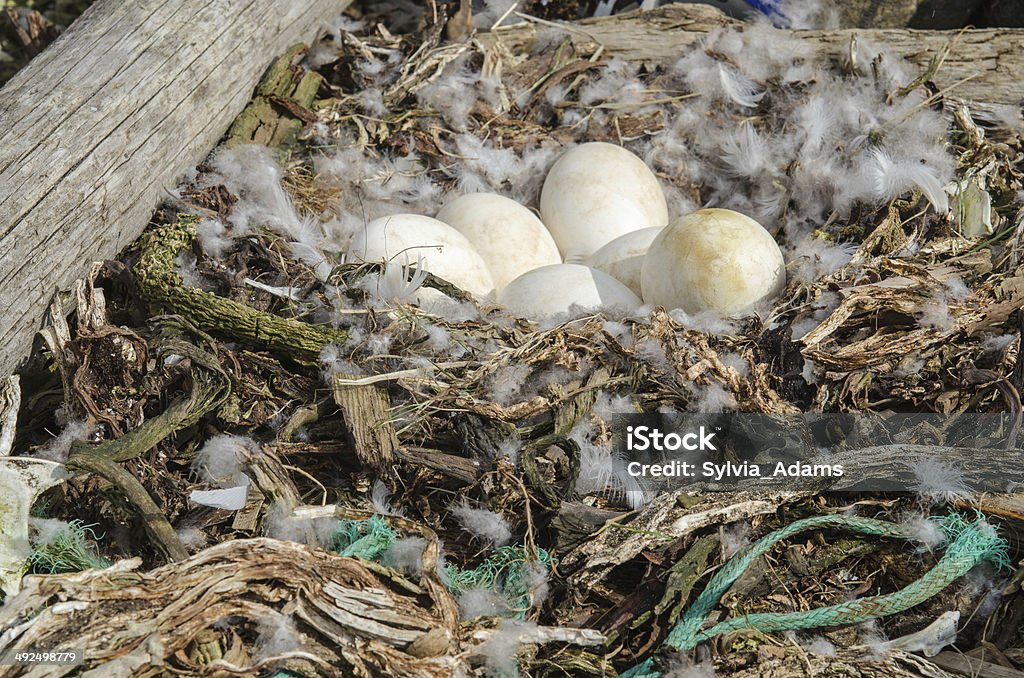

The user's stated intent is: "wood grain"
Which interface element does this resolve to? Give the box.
[0,0,351,380]
[481,4,1024,106]
[0,538,457,676]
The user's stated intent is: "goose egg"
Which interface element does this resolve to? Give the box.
[540,142,668,261]
[641,208,786,315]
[349,214,495,300]
[498,264,641,320]
[435,193,561,292]
[587,226,663,297]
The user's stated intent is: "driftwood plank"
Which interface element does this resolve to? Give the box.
[481,4,1024,107]
[0,0,351,380]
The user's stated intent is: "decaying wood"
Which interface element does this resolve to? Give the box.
[133,215,349,359]
[66,450,189,563]
[0,539,460,677]
[480,4,1024,108]
[677,445,1024,494]
[226,43,325,149]
[0,0,352,381]
[970,494,1024,524]
[397,446,482,484]
[332,377,399,474]
[721,650,956,677]
[551,501,626,551]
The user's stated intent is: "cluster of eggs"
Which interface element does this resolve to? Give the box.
[349,142,786,320]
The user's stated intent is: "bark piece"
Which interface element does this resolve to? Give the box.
[0,539,459,676]
[133,215,348,359]
[559,490,803,588]
[332,376,399,474]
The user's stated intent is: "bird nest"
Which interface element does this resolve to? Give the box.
[3,2,1024,677]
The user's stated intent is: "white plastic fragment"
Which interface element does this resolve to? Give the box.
[189,474,252,511]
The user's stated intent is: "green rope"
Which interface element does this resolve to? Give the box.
[332,514,398,561]
[618,513,1008,678]
[329,515,554,620]
[28,520,111,574]
[444,545,555,619]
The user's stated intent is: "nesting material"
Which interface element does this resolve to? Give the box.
[435,192,561,293]
[539,142,669,261]
[587,226,663,296]
[498,264,641,320]
[348,214,496,300]
[641,208,786,315]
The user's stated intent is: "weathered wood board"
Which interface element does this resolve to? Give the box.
[482,4,1024,107]
[0,0,351,380]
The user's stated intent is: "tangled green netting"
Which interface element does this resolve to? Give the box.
[618,512,1009,678]
[28,519,111,574]
[331,514,399,561]
[330,514,553,620]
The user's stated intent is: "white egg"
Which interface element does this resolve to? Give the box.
[349,214,495,300]
[498,264,641,320]
[540,142,669,261]
[587,226,663,297]
[435,193,561,293]
[641,208,786,315]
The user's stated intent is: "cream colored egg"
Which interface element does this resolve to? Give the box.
[540,142,669,261]
[641,208,786,315]
[498,264,641,320]
[587,226,663,297]
[435,193,561,293]
[349,214,495,300]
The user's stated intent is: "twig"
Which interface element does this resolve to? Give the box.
[505,11,601,43]
[285,464,329,505]
[67,451,189,563]
[134,215,348,360]
[330,361,472,386]
[507,469,537,560]
[67,342,229,463]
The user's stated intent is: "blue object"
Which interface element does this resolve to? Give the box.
[742,0,795,28]
[743,0,782,13]
[665,1,786,25]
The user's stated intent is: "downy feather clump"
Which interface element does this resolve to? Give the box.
[645,20,953,238]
